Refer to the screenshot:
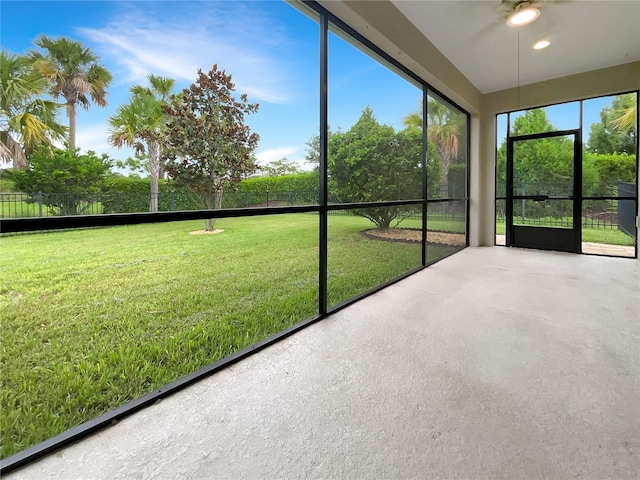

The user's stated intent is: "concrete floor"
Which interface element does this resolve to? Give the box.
[495,234,636,257]
[7,247,640,479]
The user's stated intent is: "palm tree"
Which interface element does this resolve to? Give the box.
[403,98,463,198]
[0,51,66,168]
[108,75,176,213]
[130,75,177,180]
[612,104,637,132]
[30,35,112,151]
[130,75,176,104]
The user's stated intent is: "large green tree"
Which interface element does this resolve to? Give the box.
[587,94,636,155]
[262,158,301,177]
[303,127,332,174]
[498,108,635,201]
[586,94,637,194]
[30,35,112,151]
[509,108,556,136]
[497,109,573,194]
[5,146,112,215]
[328,106,439,229]
[162,65,260,231]
[109,74,176,213]
[496,109,580,221]
[0,51,66,168]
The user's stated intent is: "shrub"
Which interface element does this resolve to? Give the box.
[6,147,112,215]
[101,176,200,213]
[238,172,319,195]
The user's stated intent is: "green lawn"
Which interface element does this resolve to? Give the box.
[0,199,43,218]
[0,214,459,459]
[0,199,105,218]
[495,221,635,246]
[580,227,636,246]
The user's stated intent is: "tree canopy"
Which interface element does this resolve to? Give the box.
[587,94,636,155]
[162,65,260,231]
[497,107,635,200]
[6,146,112,215]
[0,51,66,168]
[30,35,112,151]
[510,108,556,136]
[403,97,465,198]
[261,158,301,177]
[327,106,439,230]
[109,74,177,213]
[497,109,574,196]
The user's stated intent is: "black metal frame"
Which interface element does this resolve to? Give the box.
[0,1,470,474]
[506,129,582,253]
[318,11,329,316]
[423,89,471,253]
[495,91,639,258]
[422,89,429,265]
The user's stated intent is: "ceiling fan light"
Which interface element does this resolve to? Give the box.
[507,7,540,27]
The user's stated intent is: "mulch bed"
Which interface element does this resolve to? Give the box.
[361,228,465,246]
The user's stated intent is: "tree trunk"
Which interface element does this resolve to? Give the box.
[440,176,449,200]
[204,189,223,231]
[1,133,28,168]
[158,158,165,180]
[148,141,160,213]
[436,144,452,200]
[376,219,392,230]
[67,102,76,151]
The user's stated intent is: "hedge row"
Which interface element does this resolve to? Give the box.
[236,171,319,194]
[101,177,198,213]
[100,173,320,213]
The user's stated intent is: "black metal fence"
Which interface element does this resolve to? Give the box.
[496,214,626,229]
[0,190,320,219]
[1,190,470,219]
[495,207,629,230]
[494,179,637,232]
[4,188,633,235]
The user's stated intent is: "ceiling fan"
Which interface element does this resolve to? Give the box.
[494,0,554,26]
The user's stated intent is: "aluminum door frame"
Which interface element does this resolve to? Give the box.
[506,129,582,253]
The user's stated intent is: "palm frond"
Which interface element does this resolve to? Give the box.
[611,105,636,132]
[0,131,28,168]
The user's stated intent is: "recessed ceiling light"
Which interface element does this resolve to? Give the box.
[533,40,550,50]
[507,6,540,27]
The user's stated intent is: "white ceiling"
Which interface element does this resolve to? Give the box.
[391,0,640,93]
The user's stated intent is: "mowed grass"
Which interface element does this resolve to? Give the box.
[0,214,459,458]
[495,221,635,246]
[0,199,105,218]
[581,227,636,246]
[0,200,43,218]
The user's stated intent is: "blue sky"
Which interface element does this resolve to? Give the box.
[496,96,616,147]
[3,0,619,174]
[2,0,422,173]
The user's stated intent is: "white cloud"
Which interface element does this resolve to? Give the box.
[75,124,110,153]
[255,147,297,165]
[76,123,135,161]
[78,2,297,105]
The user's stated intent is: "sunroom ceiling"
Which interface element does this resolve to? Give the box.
[391,0,640,93]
